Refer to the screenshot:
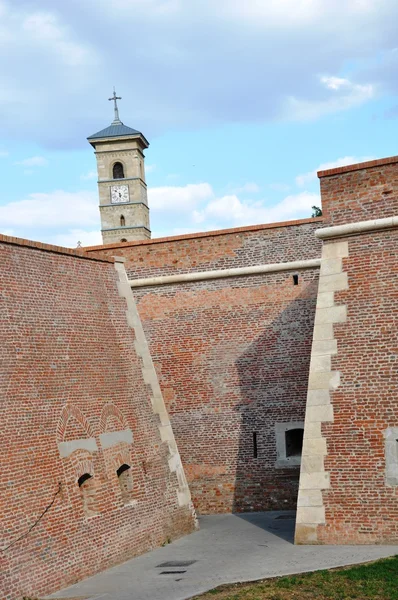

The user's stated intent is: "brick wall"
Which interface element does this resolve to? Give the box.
[319,156,398,225]
[86,219,322,514]
[0,237,195,600]
[318,229,398,543]
[296,158,398,544]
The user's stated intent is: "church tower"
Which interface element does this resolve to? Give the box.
[87,90,151,244]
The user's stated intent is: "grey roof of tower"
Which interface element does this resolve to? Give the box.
[87,123,143,140]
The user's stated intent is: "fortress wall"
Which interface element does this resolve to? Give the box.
[319,155,398,225]
[296,159,398,544]
[86,219,322,514]
[0,236,196,600]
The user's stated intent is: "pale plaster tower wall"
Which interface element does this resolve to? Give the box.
[87,91,151,244]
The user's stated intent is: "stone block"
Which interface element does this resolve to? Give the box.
[296,506,325,525]
[297,489,323,507]
[312,339,337,356]
[303,421,322,439]
[312,324,334,341]
[300,456,325,474]
[310,354,332,372]
[314,305,347,324]
[308,370,340,390]
[318,272,348,293]
[299,471,330,490]
[307,389,330,406]
[302,437,327,457]
[321,240,349,259]
[320,258,342,276]
[306,404,334,423]
[316,292,335,308]
[295,523,319,544]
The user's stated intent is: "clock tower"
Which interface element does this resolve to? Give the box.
[87,90,151,244]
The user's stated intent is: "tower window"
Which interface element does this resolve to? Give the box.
[120,238,127,243]
[120,215,125,227]
[285,428,304,457]
[293,274,299,285]
[113,162,124,179]
[117,463,133,504]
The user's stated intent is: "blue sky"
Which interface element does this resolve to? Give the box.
[0,0,398,247]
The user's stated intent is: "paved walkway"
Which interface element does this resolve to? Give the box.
[47,512,398,600]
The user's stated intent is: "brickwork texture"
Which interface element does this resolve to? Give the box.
[0,238,195,600]
[87,219,323,514]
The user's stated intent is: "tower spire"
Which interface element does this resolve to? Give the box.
[108,87,122,125]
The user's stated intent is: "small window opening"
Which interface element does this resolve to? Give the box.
[77,473,98,517]
[117,463,133,504]
[120,238,127,242]
[120,215,125,226]
[78,473,92,487]
[293,274,299,285]
[113,162,124,179]
[285,429,304,457]
[253,431,258,458]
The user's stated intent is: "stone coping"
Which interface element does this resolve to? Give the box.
[316,216,398,239]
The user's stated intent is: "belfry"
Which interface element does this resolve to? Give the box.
[87,90,151,244]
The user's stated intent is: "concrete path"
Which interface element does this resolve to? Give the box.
[46,512,398,600]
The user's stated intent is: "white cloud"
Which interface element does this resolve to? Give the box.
[296,155,375,187]
[284,76,375,121]
[15,156,48,167]
[49,229,103,248]
[0,0,395,146]
[193,191,320,227]
[80,170,97,180]
[0,190,98,228]
[0,150,9,157]
[148,182,213,211]
[145,164,156,173]
[21,11,98,68]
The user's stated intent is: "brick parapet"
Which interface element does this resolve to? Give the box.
[0,232,114,262]
[86,220,323,280]
[319,156,398,226]
[84,217,324,252]
[318,155,398,178]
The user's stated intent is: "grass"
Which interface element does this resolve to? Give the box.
[192,555,398,600]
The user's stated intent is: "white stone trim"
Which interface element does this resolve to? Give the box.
[100,429,133,449]
[316,216,398,239]
[113,257,195,512]
[275,422,304,468]
[58,438,98,458]
[295,239,349,544]
[128,259,321,288]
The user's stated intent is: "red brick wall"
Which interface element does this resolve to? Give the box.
[0,238,195,600]
[312,160,398,544]
[86,219,322,514]
[317,229,398,543]
[319,156,398,225]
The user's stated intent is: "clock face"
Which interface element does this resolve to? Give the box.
[110,185,129,204]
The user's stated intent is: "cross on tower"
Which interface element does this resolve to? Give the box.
[109,87,122,125]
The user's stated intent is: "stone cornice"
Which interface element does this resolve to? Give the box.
[128,258,321,288]
[316,216,398,239]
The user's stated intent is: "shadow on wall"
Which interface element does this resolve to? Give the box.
[233,279,318,513]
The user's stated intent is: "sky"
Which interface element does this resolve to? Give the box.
[1,0,398,247]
